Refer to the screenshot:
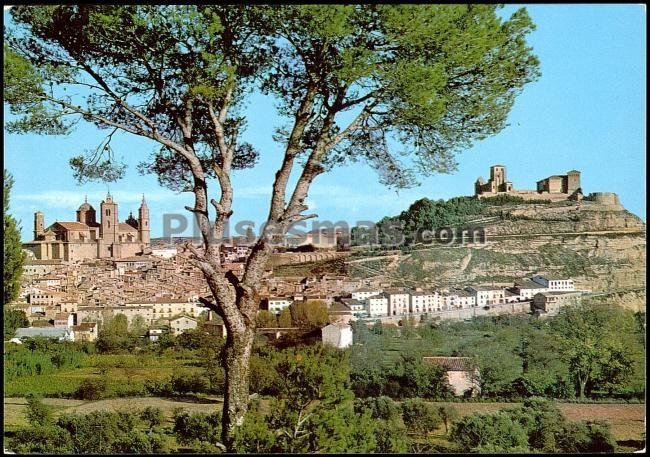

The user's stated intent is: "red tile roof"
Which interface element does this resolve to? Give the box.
[423,357,474,372]
[51,221,89,231]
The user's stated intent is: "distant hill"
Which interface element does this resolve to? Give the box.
[348,195,646,311]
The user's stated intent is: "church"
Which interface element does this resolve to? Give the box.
[22,193,151,262]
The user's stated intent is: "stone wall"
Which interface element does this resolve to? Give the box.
[270,251,350,266]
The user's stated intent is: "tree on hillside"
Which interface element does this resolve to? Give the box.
[3,170,26,304]
[255,310,278,328]
[4,5,540,447]
[277,307,293,328]
[290,300,329,329]
[4,308,29,340]
[550,303,641,399]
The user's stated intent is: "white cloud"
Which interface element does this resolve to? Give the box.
[14,189,185,209]
[4,6,12,11]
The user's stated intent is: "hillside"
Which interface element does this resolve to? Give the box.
[348,197,646,310]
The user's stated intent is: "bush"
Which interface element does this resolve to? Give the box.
[173,410,222,446]
[74,377,108,400]
[144,379,173,397]
[9,425,73,454]
[55,410,168,453]
[400,398,442,435]
[354,396,400,421]
[170,372,209,395]
[140,406,165,429]
[451,411,530,452]
[26,393,52,426]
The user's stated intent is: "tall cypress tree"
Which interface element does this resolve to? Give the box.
[3,170,26,304]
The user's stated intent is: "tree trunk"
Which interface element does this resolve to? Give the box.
[221,321,255,449]
[578,377,587,399]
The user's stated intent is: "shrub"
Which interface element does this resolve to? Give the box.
[74,377,108,400]
[9,425,73,454]
[400,398,442,435]
[26,393,52,426]
[354,396,400,421]
[170,372,208,395]
[451,411,530,452]
[140,406,165,429]
[173,410,222,446]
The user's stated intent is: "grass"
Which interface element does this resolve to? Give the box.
[4,352,202,398]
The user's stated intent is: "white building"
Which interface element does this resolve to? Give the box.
[409,290,441,314]
[341,298,367,317]
[351,288,383,302]
[513,279,548,300]
[267,297,293,314]
[14,327,72,342]
[169,315,198,335]
[366,294,389,317]
[531,275,575,292]
[126,299,206,321]
[465,286,505,307]
[321,323,353,349]
[385,288,410,316]
[151,248,178,259]
[147,328,165,342]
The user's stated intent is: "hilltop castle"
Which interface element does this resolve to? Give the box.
[475,165,582,201]
[22,193,151,262]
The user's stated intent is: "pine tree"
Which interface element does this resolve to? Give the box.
[3,170,26,304]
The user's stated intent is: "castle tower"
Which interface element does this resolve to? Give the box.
[566,170,581,194]
[138,194,150,244]
[76,196,97,225]
[100,192,118,244]
[33,211,45,240]
[490,165,506,189]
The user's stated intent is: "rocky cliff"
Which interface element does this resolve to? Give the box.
[351,199,646,311]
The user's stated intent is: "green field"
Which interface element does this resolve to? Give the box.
[4,396,645,448]
[4,350,203,398]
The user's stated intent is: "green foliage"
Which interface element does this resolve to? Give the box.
[255,310,278,328]
[277,307,293,328]
[172,409,222,449]
[26,393,52,426]
[451,410,530,452]
[551,303,644,398]
[5,5,538,190]
[3,170,26,304]
[354,396,401,421]
[54,410,169,453]
[451,397,618,453]
[96,313,137,353]
[437,404,459,434]
[170,371,209,394]
[351,350,453,399]
[139,407,165,429]
[174,328,203,350]
[289,300,329,329]
[401,398,442,434]
[9,425,74,454]
[4,340,91,384]
[4,309,29,340]
[74,377,108,400]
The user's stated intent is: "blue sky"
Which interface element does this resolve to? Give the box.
[4,5,646,240]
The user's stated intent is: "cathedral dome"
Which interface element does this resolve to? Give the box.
[78,202,94,212]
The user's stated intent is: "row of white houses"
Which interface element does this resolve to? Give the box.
[266,275,578,318]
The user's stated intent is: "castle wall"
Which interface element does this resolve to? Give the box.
[589,192,620,206]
